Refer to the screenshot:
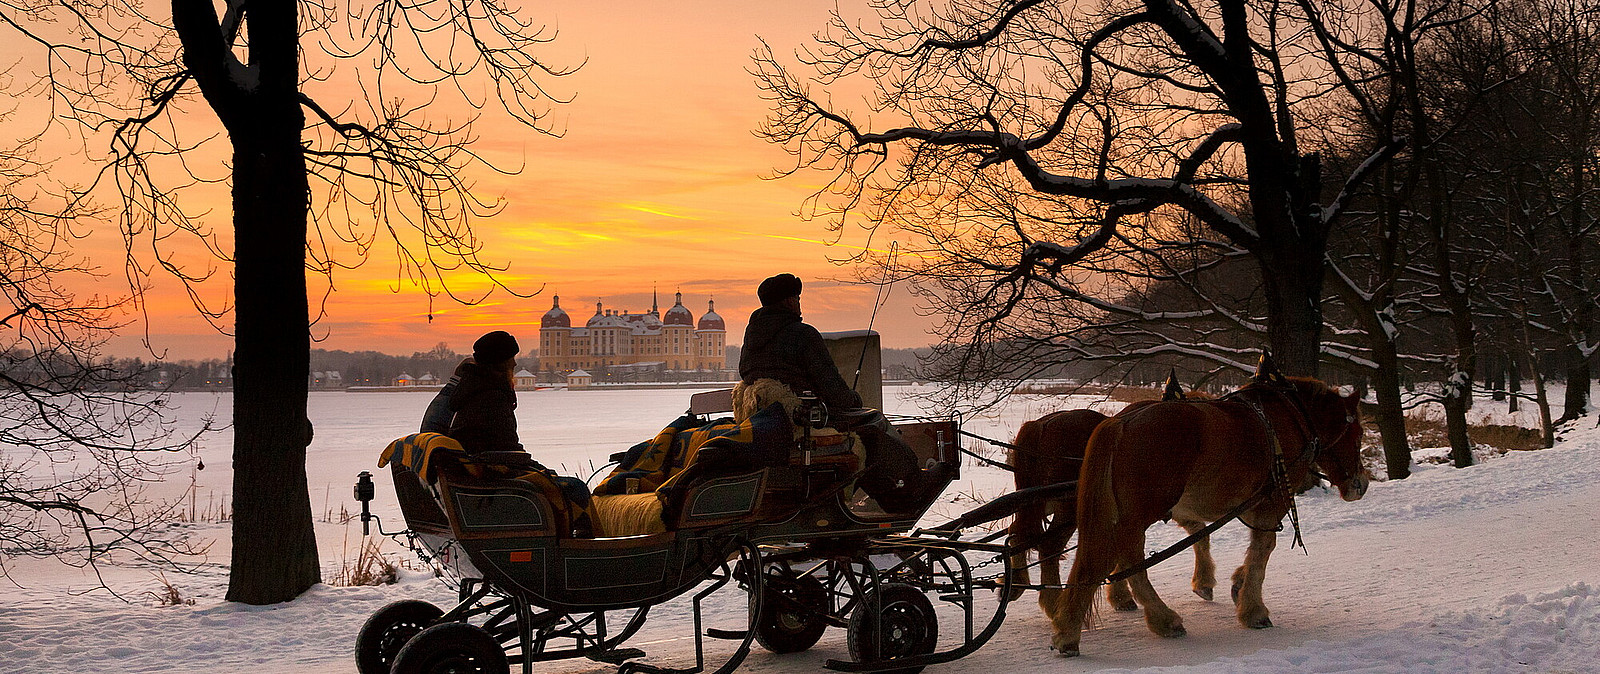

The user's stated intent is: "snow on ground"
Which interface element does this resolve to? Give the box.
[1,387,1597,673]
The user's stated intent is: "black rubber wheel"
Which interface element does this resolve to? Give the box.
[752,572,830,653]
[390,622,509,674]
[847,583,938,674]
[355,599,443,674]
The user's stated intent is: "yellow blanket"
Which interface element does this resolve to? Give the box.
[590,493,666,536]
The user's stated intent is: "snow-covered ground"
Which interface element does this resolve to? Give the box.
[2,386,1597,673]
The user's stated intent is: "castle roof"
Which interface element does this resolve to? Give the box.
[697,299,725,331]
[541,295,570,328]
[663,291,694,326]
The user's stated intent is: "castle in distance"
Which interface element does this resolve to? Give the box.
[537,291,727,377]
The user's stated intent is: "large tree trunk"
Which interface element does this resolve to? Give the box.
[1560,349,1590,422]
[1559,117,1593,423]
[1371,346,1411,480]
[1260,247,1324,378]
[225,121,319,604]
[172,0,321,604]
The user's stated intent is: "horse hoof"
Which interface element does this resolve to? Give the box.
[1163,624,1187,638]
[1058,648,1081,658]
[1052,634,1080,655]
[1114,599,1139,612]
[1248,616,1272,629]
[1194,587,1214,601]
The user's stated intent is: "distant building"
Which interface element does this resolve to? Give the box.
[395,372,417,386]
[309,370,343,389]
[514,369,538,389]
[538,291,726,376]
[417,373,439,386]
[567,369,593,389]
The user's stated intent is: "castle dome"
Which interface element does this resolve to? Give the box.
[697,299,725,331]
[663,291,694,326]
[541,295,570,328]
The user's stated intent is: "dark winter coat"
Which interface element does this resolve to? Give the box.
[738,306,862,413]
[447,360,523,454]
[420,359,472,434]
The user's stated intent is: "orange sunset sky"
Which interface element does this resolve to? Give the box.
[21,0,935,360]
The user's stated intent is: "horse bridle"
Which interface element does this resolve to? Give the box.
[1223,383,1359,488]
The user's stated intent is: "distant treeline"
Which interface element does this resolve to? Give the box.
[123,343,938,390]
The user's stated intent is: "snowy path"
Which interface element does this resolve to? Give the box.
[2,391,1597,673]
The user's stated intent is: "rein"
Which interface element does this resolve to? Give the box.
[953,428,1022,471]
[1104,483,1272,584]
[1240,398,1308,550]
[1220,382,1345,551]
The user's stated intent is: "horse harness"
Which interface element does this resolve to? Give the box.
[1219,382,1354,550]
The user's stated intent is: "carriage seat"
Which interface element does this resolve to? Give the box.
[380,433,597,538]
[590,402,809,532]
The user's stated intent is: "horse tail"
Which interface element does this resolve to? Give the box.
[1075,418,1125,629]
[1007,418,1046,549]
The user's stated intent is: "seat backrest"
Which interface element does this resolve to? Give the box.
[688,388,734,416]
[821,329,882,411]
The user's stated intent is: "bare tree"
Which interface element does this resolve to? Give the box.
[1511,0,1600,421]
[756,0,1415,380]
[3,0,571,603]
[2,138,206,588]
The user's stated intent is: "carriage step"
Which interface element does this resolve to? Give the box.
[705,628,748,640]
[586,648,645,664]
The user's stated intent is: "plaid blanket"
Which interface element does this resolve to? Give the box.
[594,402,794,496]
[379,432,464,482]
[380,432,595,536]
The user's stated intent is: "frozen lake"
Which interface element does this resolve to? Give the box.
[164,385,1117,529]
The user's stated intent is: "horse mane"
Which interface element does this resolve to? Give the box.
[1238,375,1339,400]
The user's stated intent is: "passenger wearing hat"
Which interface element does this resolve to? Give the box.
[739,274,947,512]
[441,330,524,455]
[739,274,863,413]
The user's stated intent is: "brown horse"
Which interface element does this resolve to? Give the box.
[1006,387,1220,613]
[1004,409,1114,610]
[1048,375,1370,656]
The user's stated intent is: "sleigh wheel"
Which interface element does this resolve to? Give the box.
[847,583,937,674]
[391,621,509,674]
[752,570,830,653]
[355,599,443,674]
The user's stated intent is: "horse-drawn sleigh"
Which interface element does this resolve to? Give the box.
[351,337,1371,673]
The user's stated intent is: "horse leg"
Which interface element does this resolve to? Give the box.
[1047,521,1118,656]
[1005,502,1041,602]
[1106,574,1138,611]
[1121,530,1185,638]
[1229,523,1278,628]
[1035,499,1074,612]
[1176,518,1215,601]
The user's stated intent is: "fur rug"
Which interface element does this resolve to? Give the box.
[732,378,799,424]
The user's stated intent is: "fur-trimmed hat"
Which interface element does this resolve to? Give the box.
[757,273,803,306]
[472,330,519,364]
